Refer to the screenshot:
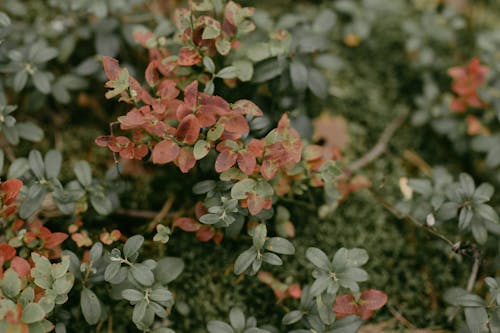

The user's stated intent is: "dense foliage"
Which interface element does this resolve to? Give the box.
[1,0,500,332]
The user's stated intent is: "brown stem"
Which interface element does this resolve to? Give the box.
[347,112,408,174]
[466,249,481,292]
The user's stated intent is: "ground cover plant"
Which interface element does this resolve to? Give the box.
[1,0,500,332]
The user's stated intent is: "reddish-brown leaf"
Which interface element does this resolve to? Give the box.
[176,147,197,173]
[178,47,202,66]
[44,232,68,248]
[102,56,121,81]
[152,138,180,164]
[158,80,179,100]
[232,99,263,116]
[237,151,256,175]
[313,114,349,150]
[176,114,201,144]
[333,294,357,316]
[145,61,159,87]
[361,290,388,311]
[220,114,249,136]
[260,159,278,180]
[1,179,23,205]
[196,226,215,242]
[215,150,237,172]
[0,244,16,262]
[174,217,200,232]
[95,135,114,148]
[11,256,31,278]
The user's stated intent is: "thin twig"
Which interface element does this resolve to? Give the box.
[388,305,417,330]
[347,112,408,173]
[147,195,175,232]
[114,208,158,219]
[466,248,481,292]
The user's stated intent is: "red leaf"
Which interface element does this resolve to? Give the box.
[10,256,30,278]
[183,81,199,108]
[361,290,388,311]
[44,232,68,248]
[215,150,237,172]
[220,114,249,136]
[247,139,264,158]
[247,192,270,216]
[152,138,180,164]
[0,244,16,262]
[145,61,159,87]
[260,159,278,180]
[178,47,202,66]
[237,150,256,175]
[176,147,197,173]
[232,99,263,116]
[288,284,302,299]
[1,179,23,205]
[174,217,200,232]
[102,56,121,81]
[196,226,215,242]
[158,80,179,100]
[176,114,201,144]
[95,135,114,147]
[333,294,357,316]
[118,109,146,128]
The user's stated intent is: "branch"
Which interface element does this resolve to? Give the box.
[347,112,408,173]
[466,246,481,292]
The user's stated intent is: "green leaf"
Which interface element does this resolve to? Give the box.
[44,150,62,179]
[32,71,51,94]
[264,237,295,255]
[199,213,220,224]
[22,303,45,324]
[312,9,336,34]
[207,320,235,333]
[74,161,92,187]
[217,66,238,79]
[307,68,328,99]
[19,183,47,219]
[194,140,211,160]
[80,288,101,325]
[8,158,30,178]
[282,310,303,325]
[252,224,267,250]
[475,204,499,223]
[122,289,144,302]
[124,235,144,259]
[310,274,331,296]
[90,191,113,215]
[262,252,282,266]
[13,70,28,92]
[465,307,488,333]
[0,11,11,27]
[444,288,486,307]
[150,288,172,303]
[231,178,255,199]
[130,264,154,286]
[193,180,216,195]
[234,247,257,275]
[17,122,44,142]
[89,242,103,263]
[132,300,147,323]
[229,307,245,331]
[473,183,494,203]
[459,173,475,197]
[234,60,253,82]
[289,60,308,91]
[1,269,21,298]
[329,315,363,333]
[154,257,185,284]
[203,56,216,73]
[104,262,121,282]
[29,150,45,179]
[436,202,458,221]
[306,247,331,271]
[215,38,231,56]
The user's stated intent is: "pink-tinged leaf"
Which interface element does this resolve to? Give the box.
[333,294,357,315]
[183,80,199,108]
[248,139,264,158]
[260,159,278,180]
[176,147,197,173]
[237,151,256,175]
[99,229,122,245]
[450,98,466,112]
[215,150,237,172]
[361,290,388,311]
[224,1,240,26]
[134,144,149,159]
[102,56,121,81]
[158,80,179,100]
[232,99,263,116]
[174,217,200,232]
[118,109,146,128]
[133,30,156,47]
[257,271,274,284]
[199,95,231,116]
[196,226,215,242]
[71,232,92,247]
[11,256,30,278]
[288,284,301,299]
[44,232,68,248]
[247,192,266,216]
[145,61,159,87]
[1,179,23,205]
[95,136,114,147]
[178,47,202,66]
[152,138,180,164]
[0,244,16,263]
[220,114,249,136]
[176,114,201,144]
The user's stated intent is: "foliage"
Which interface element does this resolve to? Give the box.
[1,0,500,332]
